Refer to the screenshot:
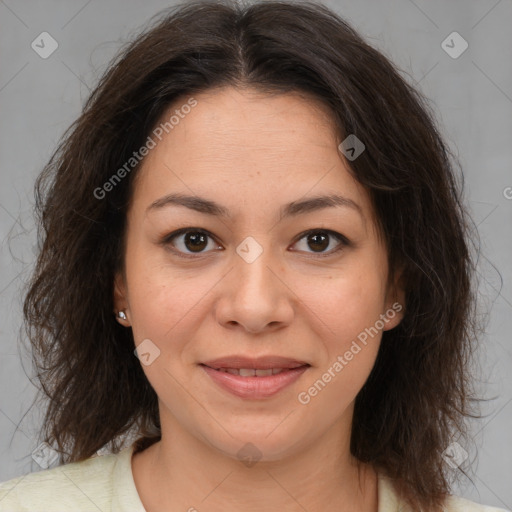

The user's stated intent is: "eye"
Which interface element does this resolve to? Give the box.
[291,229,349,257]
[161,228,222,258]
[161,227,350,259]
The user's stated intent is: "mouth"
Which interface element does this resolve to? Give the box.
[201,355,309,371]
[199,355,310,399]
[202,367,305,377]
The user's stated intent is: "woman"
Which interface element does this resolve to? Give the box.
[0,1,506,511]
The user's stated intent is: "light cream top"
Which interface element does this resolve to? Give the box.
[0,443,508,511]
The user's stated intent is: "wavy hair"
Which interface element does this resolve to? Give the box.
[20,1,482,510]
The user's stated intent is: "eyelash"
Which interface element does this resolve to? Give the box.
[160,227,350,260]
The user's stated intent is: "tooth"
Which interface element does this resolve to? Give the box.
[255,369,273,377]
[217,368,289,377]
[239,369,256,377]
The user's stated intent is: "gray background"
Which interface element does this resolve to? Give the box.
[0,0,511,509]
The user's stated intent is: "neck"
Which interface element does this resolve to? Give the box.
[132,412,378,512]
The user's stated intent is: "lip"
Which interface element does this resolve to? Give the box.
[201,355,309,370]
[200,357,310,399]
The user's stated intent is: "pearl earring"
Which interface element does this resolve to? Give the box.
[118,311,127,320]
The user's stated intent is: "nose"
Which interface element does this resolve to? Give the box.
[214,237,294,334]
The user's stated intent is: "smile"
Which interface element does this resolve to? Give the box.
[200,363,310,399]
[215,367,289,376]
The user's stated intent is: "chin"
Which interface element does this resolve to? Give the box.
[206,424,313,465]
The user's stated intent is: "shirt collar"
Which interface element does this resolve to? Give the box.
[112,442,147,512]
[112,441,405,512]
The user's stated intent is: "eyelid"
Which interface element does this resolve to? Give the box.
[160,227,222,259]
[290,229,350,258]
[161,227,350,259]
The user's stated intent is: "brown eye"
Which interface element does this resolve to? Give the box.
[291,229,348,256]
[306,232,329,252]
[182,231,209,252]
[162,228,221,257]
[162,227,349,260]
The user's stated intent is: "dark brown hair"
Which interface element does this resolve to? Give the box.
[20,1,483,510]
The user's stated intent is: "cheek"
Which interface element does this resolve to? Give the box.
[295,274,384,416]
[296,265,386,345]
[129,272,205,343]
[123,239,207,337]
[293,266,385,393]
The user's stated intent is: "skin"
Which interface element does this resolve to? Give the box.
[114,86,405,512]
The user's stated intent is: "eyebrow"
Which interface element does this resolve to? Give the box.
[146,192,364,222]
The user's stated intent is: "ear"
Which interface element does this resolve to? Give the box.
[113,271,131,326]
[382,265,406,331]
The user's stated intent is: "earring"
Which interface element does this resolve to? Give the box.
[117,310,127,320]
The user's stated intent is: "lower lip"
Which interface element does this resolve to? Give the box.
[200,364,309,399]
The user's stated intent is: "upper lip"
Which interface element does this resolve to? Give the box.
[201,355,310,370]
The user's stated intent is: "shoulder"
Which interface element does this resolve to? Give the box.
[443,494,510,512]
[377,471,509,512]
[0,450,121,512]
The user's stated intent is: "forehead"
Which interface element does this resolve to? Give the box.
[130,86,376,228]
[146,86,339,165]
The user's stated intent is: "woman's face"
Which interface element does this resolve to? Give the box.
[114,86,404,462]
